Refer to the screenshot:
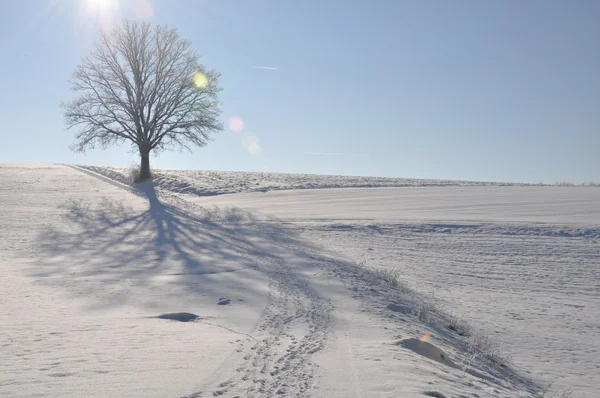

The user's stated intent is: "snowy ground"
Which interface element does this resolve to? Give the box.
[1,163,598,397]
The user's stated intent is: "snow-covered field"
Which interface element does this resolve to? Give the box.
[79,165,532,196]
[1,163,598,397]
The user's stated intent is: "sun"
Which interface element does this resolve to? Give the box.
[59,0,153,40]
[78,0,121,29]
[84,0,120,11]
[79,0,154,24]
[82,0,120,15]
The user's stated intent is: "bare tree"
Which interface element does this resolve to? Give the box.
[63,21,223,181]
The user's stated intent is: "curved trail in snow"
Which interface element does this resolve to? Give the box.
[68,165,335,397]
[195,242,334,398]
[63,164,545,398]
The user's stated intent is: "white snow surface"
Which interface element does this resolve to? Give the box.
[2,163,599,397]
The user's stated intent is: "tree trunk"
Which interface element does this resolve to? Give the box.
[139,151,151,181]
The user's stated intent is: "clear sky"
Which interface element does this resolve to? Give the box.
[0,0,598,183]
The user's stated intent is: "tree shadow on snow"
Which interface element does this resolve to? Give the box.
[32,178,536,394]
[33,181,319,311]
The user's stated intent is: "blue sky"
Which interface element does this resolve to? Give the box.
[0,0,598,183]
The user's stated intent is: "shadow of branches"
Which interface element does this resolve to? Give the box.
[31,177,534,393]
[34,182,319,310]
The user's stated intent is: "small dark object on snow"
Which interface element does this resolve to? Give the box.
[448,324,468,336]
[157,312,199,322]
[217,298,231,305]
[423,392,446,398]
[448,324,460,335]
[387,303,409,314]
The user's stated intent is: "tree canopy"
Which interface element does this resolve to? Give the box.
[63,21,223,180]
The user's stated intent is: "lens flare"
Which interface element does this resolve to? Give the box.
[194,72,208,89]
[131,0,154,19]
[242,133,261,155]
[248,143,261,155]
[420,332,431,342]
[228,116,244,133]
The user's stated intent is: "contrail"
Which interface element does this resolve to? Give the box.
[253,66,278,70]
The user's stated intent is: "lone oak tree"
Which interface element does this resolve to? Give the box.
[63,21,223,181]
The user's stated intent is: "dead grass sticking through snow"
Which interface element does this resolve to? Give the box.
[354,260,513,370]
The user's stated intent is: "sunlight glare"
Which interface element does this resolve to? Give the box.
[78,0,121,31]
[80,0,153,22]
[83,0,120,14]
